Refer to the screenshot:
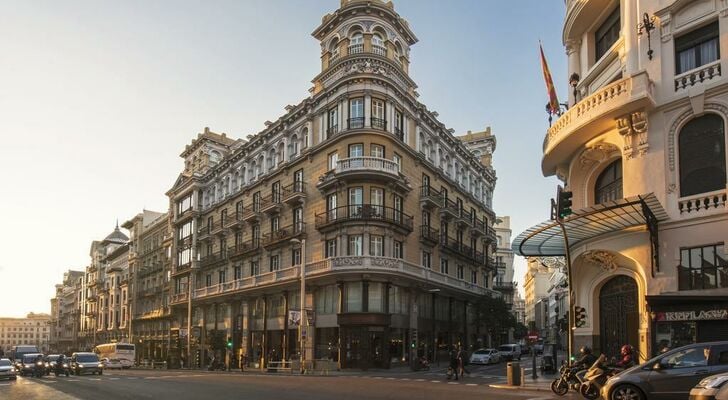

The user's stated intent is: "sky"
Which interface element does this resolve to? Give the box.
[0,0,565,317]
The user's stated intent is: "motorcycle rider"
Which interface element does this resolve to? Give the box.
[55,354,65,375]
[613,345,635,369]
[572,346,597,369]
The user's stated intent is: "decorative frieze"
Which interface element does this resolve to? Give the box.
[582,250,618,272]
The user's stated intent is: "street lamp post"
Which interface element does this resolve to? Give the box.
[290,238,306,374]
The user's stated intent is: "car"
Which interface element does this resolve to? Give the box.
[499,344,522,361]
[8,345,39,362]
[70,352,103,375]
[601,341,728,400]
[101,358,123,369]
[690,371,728,400]
[469,348,500,365]
[19,353,44,377]
[0,358,17,380]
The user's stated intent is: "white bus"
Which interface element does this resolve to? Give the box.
[93,343,135,369]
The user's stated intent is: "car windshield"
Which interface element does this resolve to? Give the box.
[0,360,11,367]
[77,355,99,363]
[474,350,489,355]
[47,355,59,361]
[23,355,41,363]
[499,346,512,351]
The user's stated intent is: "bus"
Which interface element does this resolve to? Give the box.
[93,343,135,368]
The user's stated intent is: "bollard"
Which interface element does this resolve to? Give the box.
[506,362,521,386]
[532,348,537,379]
[520,367,525,386]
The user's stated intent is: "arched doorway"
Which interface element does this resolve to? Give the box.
[599,275,638,358]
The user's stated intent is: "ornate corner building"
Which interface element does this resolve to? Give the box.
[514,0,728,362]
[166,0,499,370]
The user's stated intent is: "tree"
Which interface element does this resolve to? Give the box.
[474,295,517,346]
[513,322,529,340]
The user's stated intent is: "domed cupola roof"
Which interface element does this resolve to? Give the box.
[103,221,128,244]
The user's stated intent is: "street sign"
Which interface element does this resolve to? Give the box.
[288,310,301,327]
[528,335,538,340]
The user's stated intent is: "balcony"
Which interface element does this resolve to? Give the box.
[420,186,443,209]
[493,281,516,292]
[394,126,404,141]
[678,188,727,216]
[440,236,481,264]
[318,156,404,192]
[326,125,339,138]
[224,211,245,229]
[347,117,364,129]
[419,225,439,246]
[372,44,387,57]
[259,191,282,214]
[282,182,306,205]
[199,250,227,268]
[263,222,306,249]
[542,71,654,175]
[242,204,261,223]
[470,217,488,237]
[348,43,363,55]
[439,198,460,220]
[675,60,721,92]
[370,117,387,130]
[170,292,188,305]
[228,239,261,260]
[315,205,413,234]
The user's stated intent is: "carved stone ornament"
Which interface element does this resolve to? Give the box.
[536,256,566,271]
[346,60,387,76]
[616,111,648,159]
[333,257,363,267]
[582,250,618,272]
[579,143,620,169]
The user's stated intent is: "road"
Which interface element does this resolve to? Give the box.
[0,361,571,400]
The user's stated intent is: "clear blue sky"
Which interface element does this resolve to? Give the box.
[0,0,565,317]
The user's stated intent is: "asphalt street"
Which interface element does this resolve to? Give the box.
[0,362,571,400]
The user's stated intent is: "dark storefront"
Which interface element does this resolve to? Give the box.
[647,294,728,356]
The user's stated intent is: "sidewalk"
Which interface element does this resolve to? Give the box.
[488,375,554,392]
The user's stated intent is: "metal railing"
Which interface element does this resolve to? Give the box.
[326,124,339,138]
[282,181,306,201]
[370,117,386,130]
[347,117,364,129]
[315,204,413,231]
[199,250,227,268]
[420,225,439,243]
[263,222,306,247]
[228,239,261,259]
[678,264,728,291]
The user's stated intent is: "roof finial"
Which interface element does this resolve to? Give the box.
[115,219,119,230]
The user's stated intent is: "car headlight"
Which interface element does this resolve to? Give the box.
[98,363,104,368]
[63,363,69,368]
[699,375,728,389]
[37,362,44,366]
[79,364,84,368]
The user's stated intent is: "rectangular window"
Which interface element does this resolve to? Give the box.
[207,216,214,233]
[293,207,303,232]
[371,99,386,129]
[595,7,620,61]
[369,235,383,256]
[251,261,260,276]
[348,143,363,158]
[326,193,337,221]
[328,151,338,170]
[252,191,261,212]
[371,144,384,158]
[236,201,244,219]
[678,243,727,290]
[348,187,363,217]
[368,282,384,312]
[205,274,212,287]
[370,187,384,217]
[393,240,403,259]
[218,269,226,284]
[292,248,301,266]
[252,224,260,247]
[422,251,431,269]
[269,255,280,272]
[234,266,242,280]
[393,153,402,172]
[221,209,227,226]
[326,239,337,258]
[348,235,363,256]
[178,221,193,240]
[177,194,193,215]
[344,282,362,312]
[471,269,477,284]
[457,265,464,280]
[327,107,339,137]
[271,215,279,233]
[440,258,449,274]
[393,194,403,223]
[272,181,281,203]
[675,21,719,74]
[394,109,404,140]
[349,98,364,129]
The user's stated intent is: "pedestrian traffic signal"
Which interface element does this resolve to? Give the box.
[226,337,233,349]
[574,306,586,328]
[556,185,573,220]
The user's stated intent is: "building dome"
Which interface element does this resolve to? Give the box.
[103,223,128,244]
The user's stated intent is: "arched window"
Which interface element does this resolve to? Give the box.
[419,133,426,154]
[269,148,278,170]
[289,134,299,159]
[209,150,221,165]
[679,114,726,197]
[445,156,452,176]
[427,140,434,161]
[302,128,309,149]
[372,34,386,56]
[329,38,340,61]
[349,32,363,54]
[394,42,403,64]
[595,159,623,204]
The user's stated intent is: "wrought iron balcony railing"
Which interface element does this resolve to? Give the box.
[315,204,413,232]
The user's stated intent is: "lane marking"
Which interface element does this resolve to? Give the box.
[430,380,440,383]
[447,382,459,385]
[466,383,478,386]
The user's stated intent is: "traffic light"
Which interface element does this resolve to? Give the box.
[556,185,573,220]
[410,340,416,349]
[574,306,586,328]
[226,337,233,349]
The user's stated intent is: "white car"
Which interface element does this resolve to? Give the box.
[690,372,728,400]
[101,358,124,369]
[469,348,500,365]
[0,358,17,380]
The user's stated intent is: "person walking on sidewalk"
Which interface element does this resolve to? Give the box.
[448,347,459,380]
[456,346,469,379]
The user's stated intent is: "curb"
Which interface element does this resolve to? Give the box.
[488,383,551,392]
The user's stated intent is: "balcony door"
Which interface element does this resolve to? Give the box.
[371,187,384,218]
[349,187,363,218]
[327,193,337,221]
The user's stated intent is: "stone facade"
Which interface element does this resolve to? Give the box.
[49,270,84,353]
[0,313,51,354]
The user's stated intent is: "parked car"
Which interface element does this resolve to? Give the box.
[101,358,123,369]
[0,358,17,380]
[469,348,500,365]
[601,341,728,400]
[690,371,728,400]
[499,344,522,361]
[70,352,103,375]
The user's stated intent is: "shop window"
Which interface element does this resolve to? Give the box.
[595,7,620,61]
[344,282,363,312]
[368,283,384,313]
[678,243,727,290]
[595,159,623,204]
[678,114,726,197]
[675,21,719,74]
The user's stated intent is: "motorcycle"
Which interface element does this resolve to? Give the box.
[417,357,430,371]
[34,360,45,378]
[54,361,70,377]
[550,364,587,396]
[579,355,620,400]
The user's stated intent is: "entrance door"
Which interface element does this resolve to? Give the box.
[599,275,639,358]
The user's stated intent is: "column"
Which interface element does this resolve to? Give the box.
[364,93,371,127]
[623,0,638,75]
[565,39,581,106]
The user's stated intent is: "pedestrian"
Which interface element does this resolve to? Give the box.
[240,353,246,372]
[448,348,459,381]
[456,346,466,379]
[180,354,186,369]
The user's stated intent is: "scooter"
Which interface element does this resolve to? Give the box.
[579,355,618,400]
[550,363,587,396]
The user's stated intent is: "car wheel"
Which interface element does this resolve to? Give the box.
[579,383,600,400]
[610,384,645,400]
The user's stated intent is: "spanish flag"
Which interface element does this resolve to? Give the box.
[540,43,560,114]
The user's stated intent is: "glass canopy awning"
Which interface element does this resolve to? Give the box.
[511,194,669,271]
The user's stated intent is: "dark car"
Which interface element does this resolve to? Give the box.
[601,341,728,400]
[19,354,44,377]
[70,352,103,375]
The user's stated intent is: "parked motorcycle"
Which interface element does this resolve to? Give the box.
[579,355,620,400]
[550,364,587,396]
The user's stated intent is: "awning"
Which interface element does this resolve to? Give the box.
[512,193,669,257]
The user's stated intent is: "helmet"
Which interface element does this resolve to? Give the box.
[620,345,633,355]
[580,346,592,354]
